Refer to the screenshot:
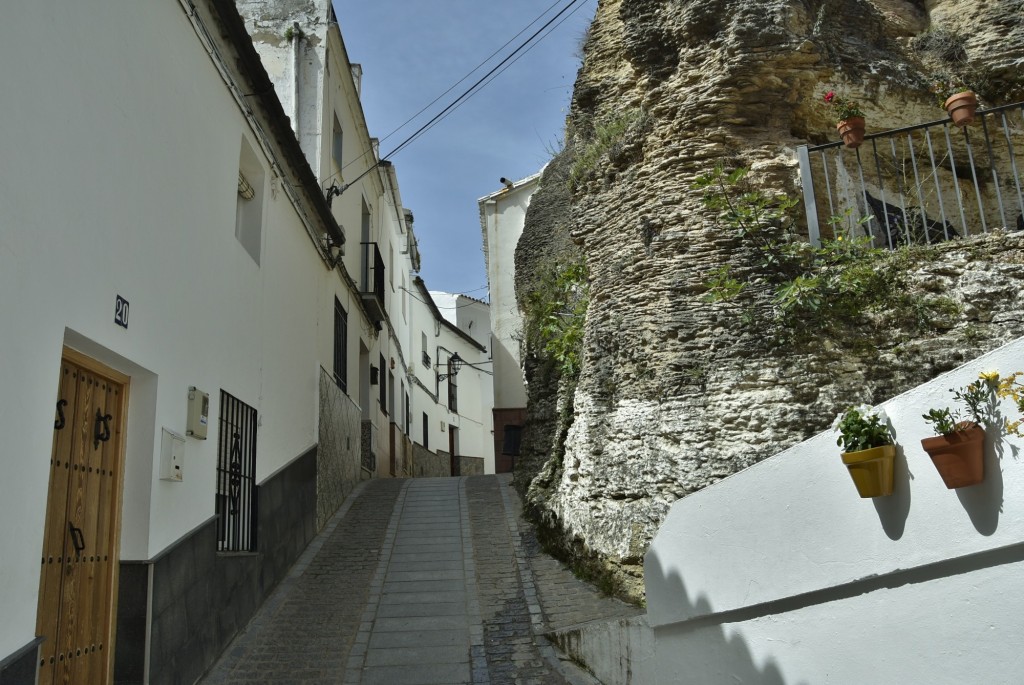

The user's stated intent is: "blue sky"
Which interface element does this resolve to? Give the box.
[334,0,595,297]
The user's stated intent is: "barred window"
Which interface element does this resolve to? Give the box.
[216,391,257,552]
[334,298,348,392]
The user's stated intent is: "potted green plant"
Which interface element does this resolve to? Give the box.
[834,404,896,497]
[824,90,866,149]
[920,374,992,489]
[929,73,978,127]
[920,370,1024,488]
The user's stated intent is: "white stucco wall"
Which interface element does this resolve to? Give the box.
[645,338,1024,683]
[480,175,540,410]
[430,292,491,351]
[0,0,330,660]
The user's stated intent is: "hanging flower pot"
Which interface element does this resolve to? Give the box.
[836,117,866,149]
[921,421,985,489]
[841,444,896,498]
[944,91,978,128]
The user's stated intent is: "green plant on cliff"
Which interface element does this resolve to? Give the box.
[568,108,644,191]
[524,259,589,377]
[693,165,958,341]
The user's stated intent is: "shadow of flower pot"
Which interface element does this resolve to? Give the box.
[871,442,912,541]
[955,424,1005,536]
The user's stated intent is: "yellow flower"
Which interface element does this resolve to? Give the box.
[979,370,1000,382]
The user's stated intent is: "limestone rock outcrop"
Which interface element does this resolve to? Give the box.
[517,0,1024,600]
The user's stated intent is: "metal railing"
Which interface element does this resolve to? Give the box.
[798,101,1024,248]
[359,241,386,321]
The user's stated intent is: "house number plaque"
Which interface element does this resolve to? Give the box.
[114,295,129,329]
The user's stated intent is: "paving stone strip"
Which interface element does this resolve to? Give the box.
[199,478,404,684]
[199,475,625,685]
[466,476,577,685]
[344,477,482,685]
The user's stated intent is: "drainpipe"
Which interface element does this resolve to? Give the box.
[291,22,301,139]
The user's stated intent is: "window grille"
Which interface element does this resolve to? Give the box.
[379,353,387,415]
[216,391,258,552]
[334,298,348,392]
[502,425,523,456]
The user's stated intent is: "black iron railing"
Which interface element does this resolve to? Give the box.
[798,101,1024,248]
[359,241,386,321]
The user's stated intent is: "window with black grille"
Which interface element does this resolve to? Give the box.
[379,353,387,415]
[334,298,348,392]
[216,391,258,552]
[502,425,523,456]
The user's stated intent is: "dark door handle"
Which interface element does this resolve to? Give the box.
[55,399,68,430]
[94,409,112,449]
[68,523,86,554]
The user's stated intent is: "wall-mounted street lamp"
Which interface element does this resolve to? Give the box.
[321,233,343,268]
[437,353,463,383]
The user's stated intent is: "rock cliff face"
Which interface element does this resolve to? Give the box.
[517,0,1024,599]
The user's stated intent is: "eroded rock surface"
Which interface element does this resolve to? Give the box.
[517,0,1024,599]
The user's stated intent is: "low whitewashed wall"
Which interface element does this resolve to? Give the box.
[645,338,1024,684]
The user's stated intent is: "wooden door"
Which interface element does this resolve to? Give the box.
[449,426,459,477]
[37,349,128,685]
[389,422,396,476]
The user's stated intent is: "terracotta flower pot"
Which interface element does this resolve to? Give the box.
[836,116,866,149]
[944,91,978,128]
[920,421,985,489]
[841,444,895,497]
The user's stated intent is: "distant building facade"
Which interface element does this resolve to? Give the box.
[479,172,542,472]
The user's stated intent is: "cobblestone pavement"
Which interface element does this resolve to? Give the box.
[198,474,639,684]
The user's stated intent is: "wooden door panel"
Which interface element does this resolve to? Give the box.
[55,365,99,683]
[38,354,127,685]
[37,362,78,682]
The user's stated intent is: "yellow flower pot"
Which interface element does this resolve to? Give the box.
[841,444,896,498]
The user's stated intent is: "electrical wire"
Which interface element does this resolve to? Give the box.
[325,0,591,193]
[382,0,589,163]
[404,287,490,309]
[386,0,591,160]
[321,0,569,186]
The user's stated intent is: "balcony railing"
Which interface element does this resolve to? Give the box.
[798,101,1024,248]
[359,241,386,322]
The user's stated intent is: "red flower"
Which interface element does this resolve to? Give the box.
[824,91,835,103]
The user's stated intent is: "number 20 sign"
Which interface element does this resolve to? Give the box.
[115,295,129,329]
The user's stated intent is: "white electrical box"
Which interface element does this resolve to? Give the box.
[187,387,209,439]
[160,428,185,482]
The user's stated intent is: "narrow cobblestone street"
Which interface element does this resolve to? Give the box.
[198,475,639,684]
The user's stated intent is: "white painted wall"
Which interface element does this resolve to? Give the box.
[479,174,540,410]
[645,338,1024,684]
[430,292,491,351]
[435,326,493,472]
[0,0,330,661]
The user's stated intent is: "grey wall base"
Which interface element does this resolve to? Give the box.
[113,446,318,685]
[0,638,42,685]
